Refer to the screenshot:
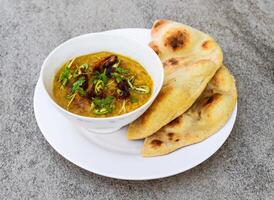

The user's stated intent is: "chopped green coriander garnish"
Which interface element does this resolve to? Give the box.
[59,66,71,87]
[58,58,77,87]
[116,66,128,74]
[92,96,114,115]
[71,76,86,95]
[93,70,108,85]
[112,72,124,83]
[130,97,138,103]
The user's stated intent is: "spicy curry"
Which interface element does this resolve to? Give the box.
[53,52,153,117]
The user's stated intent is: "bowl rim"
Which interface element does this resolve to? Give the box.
[40,32,164,121]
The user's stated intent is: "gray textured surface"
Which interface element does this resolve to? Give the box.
[0,0,273,199]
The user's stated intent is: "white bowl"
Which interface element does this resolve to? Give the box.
[40,33,164,133]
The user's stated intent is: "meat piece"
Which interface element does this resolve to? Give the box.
[85,84,106,99]
[105,65,113,77]
[103,55,117,68]
[93,55,118,73]
[117,80,130,98]
[85,86,95,99]
[79,75,89,90]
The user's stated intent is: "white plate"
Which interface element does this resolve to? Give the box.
[34,28,237,180]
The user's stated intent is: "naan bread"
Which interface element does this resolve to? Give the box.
[128,19,223,140]
[149,19,223,63]
[142,66,237,157]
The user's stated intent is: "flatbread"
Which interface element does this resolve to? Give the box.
[128,19,223,140]
[149,19,223,63]
[142,65,237,157]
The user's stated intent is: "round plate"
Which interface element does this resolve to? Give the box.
[34,28,237,180]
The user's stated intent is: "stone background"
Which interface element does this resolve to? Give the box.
[0,0,273,199]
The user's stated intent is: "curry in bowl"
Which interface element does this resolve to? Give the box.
[53,52,153,117]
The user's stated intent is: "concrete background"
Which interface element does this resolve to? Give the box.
[0,0,273,199]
